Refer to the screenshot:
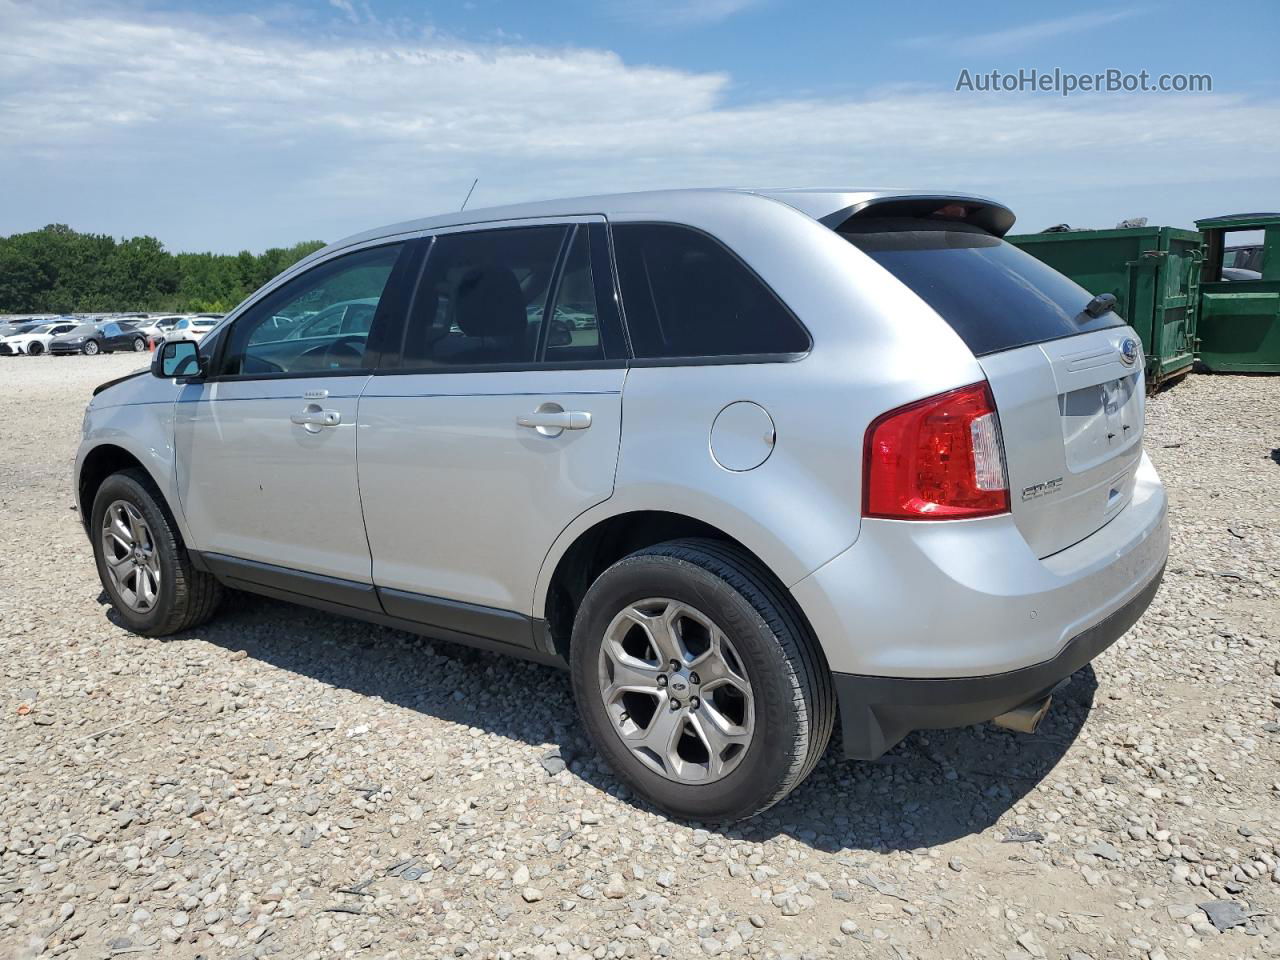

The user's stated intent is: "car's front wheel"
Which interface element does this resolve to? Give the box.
[571,538,835,821]
[82,339,100,355]
[91,470,223,636]
[132,336,147,352]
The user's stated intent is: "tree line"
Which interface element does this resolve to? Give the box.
[0,224,326,314]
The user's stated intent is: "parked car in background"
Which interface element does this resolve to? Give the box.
[75,188,1170,820]
[49,321,149,355]
[134,315,189,340]
[165,316,220,343]
[0,321,79,355]
[1224,243,1264,274]
[0,321,43,343]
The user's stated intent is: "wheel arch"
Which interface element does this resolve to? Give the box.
[537,507,819,661]
[78,443,166,534]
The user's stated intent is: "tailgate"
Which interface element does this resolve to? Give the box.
[980,327,1145,558]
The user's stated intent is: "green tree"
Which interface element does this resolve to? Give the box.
[0,226,327,313]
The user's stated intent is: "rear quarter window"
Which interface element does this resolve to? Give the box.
[840,218,1123,356]
[612,223,809,359]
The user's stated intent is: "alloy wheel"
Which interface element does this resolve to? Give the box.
[101,500,161,612]
[597,598,754,784]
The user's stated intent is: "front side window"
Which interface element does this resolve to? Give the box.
[612,223,809,359]
[401,225,567,368]
[220,244,403,376]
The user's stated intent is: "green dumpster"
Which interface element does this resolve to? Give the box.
[1007,226,1202,389]
[1195,213,1280,373]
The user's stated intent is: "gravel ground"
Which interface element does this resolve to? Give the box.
[1,353,1277,960]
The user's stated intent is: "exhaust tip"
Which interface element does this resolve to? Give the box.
[992,695,1053,735]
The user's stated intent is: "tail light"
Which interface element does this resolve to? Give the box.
[863,382,1009,519]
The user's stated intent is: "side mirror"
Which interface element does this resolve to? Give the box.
[152,339,204,380]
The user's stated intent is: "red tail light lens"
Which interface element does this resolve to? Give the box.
[863,382,1009,519]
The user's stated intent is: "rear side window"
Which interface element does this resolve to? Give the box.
[612,224,809,359]
[402,226,566,368]
[841,219,1123,356]
[544,227,604,364]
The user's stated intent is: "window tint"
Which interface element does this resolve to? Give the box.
[402,226,566,368]
[220,244,402,376]
[612,223,808,359]
[545,228,603,363]
[841,219,1123,357]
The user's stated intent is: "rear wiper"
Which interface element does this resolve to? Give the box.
[1083,292,1117,318]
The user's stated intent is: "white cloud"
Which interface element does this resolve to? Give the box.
[328,0,359,24]
[0,0,1275,250]
[903,9,1144,55]
[608,0,765,26]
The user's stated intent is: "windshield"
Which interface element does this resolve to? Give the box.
[68,324,96,336]
[841,218,1125,356]
[28,324,56,334]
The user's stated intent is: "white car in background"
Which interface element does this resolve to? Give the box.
[0,321,79,356]
[164,316,220,343]
[134,315,190,340]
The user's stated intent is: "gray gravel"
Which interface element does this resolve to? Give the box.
[1,353,1278,959]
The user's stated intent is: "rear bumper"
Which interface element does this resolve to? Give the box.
[791,449,1169,759]
[832,562,1164,758]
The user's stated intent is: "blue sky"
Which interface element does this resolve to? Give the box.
[2,0,1278,251]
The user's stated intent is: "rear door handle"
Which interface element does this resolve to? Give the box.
[517,403,591,437]
[517,411,591,430]
[291,404,341,432]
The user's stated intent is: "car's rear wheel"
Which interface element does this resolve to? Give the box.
[27,342,43,356]
[571,538,834,821]
[82,339,100,356]
[132,336,146,352]
[91,470,222,636]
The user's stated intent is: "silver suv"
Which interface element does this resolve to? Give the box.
[76,189,1169,820]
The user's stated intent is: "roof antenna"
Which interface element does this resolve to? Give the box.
[460,178,478,212]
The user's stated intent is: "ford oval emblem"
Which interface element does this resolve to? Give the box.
[1119,337,1139,366]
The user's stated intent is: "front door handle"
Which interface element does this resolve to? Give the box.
[291,404,341,432]
[517,403,591,437]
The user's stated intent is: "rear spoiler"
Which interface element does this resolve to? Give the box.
[821,195,1016,237]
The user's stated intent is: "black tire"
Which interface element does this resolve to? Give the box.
[570,538,835,821]
[132,336,146,352]
[27,342,43,356]
[82,339,100,356]
[90,469,223,637]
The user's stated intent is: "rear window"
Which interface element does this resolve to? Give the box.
[840,218,1123,356]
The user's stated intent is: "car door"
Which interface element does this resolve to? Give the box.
[98,322,121,348]
[173,241,413,609]
[113,324,139,349]
[357,220,628,649]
